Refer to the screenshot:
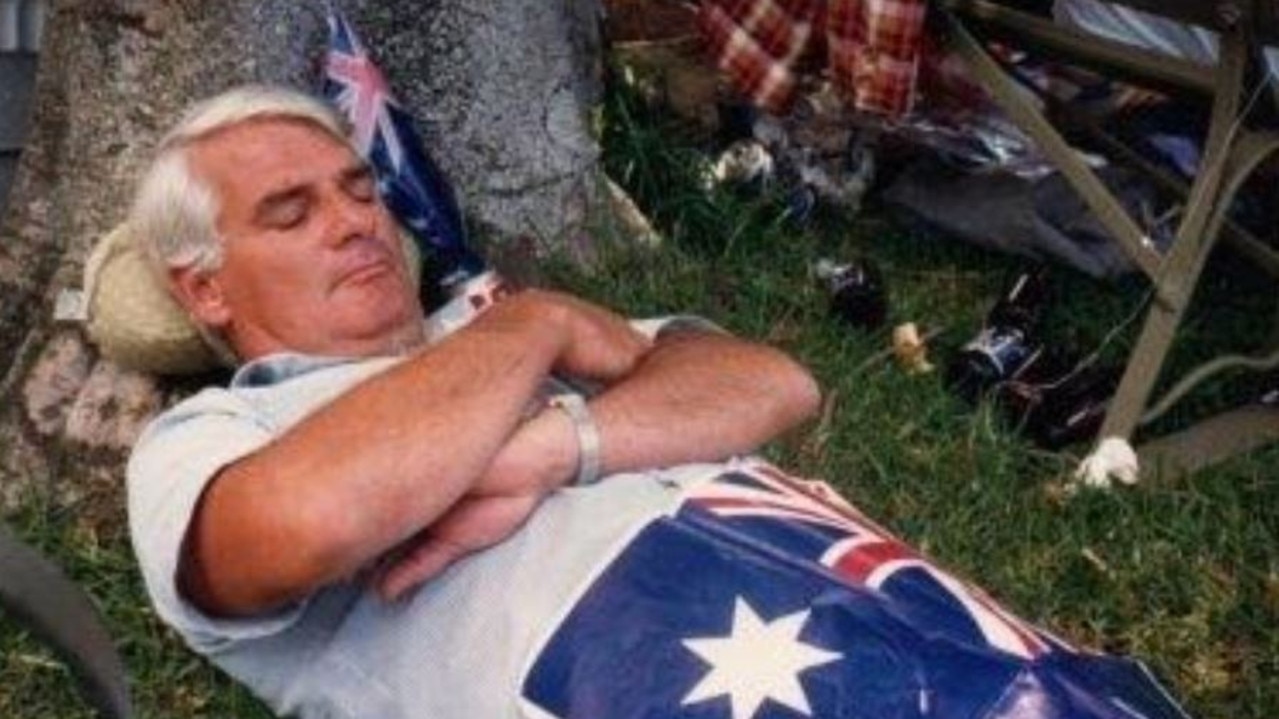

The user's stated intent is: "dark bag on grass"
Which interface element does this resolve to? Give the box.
[883,156,1172,279]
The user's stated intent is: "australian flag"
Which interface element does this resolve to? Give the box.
[321,7,486,292]
[521,462,1192,719]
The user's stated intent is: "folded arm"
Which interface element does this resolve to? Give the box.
[590,326,821,474]
[179,292,819,614]
[375,323,821,599]
[178,290,649,617]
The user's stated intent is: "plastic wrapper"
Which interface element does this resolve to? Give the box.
[882,44,1080,181]
[889,113,1066,181]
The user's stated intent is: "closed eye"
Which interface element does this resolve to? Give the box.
[257,189,310,230]
[343,166,378,203]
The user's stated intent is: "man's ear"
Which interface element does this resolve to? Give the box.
[169,265,232,329]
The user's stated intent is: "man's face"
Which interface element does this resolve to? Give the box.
[180,117,424,360]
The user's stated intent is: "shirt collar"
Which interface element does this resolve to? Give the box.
[229,352,373,389]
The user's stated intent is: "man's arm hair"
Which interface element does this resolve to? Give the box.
[589,327,821,476]
[372,323,822,599]
[177,290,647,617]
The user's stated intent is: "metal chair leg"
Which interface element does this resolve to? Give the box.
[0,523,132,719]
[1095,27,1250,442]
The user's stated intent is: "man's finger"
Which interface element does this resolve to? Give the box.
[376,540,466,601]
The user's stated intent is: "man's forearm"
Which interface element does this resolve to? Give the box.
[587,330,821,476]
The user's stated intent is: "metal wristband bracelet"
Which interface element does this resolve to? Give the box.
[547,393,602,486]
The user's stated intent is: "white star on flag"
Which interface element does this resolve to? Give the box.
[682,597,841,719]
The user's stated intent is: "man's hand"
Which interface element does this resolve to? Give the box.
[367,291,648,601]
[374,400,579,599]
[588,328,821,477]
[375,492,540,600]
[535,291,651,384]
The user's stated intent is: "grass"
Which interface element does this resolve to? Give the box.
[2,68,1277,718]
[565,77,1278,717]
[1,493,275,719]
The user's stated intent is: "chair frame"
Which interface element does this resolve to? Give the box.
[936,0,1279,477]
[0,523,132,718]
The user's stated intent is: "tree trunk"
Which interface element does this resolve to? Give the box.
[0,0,605,510]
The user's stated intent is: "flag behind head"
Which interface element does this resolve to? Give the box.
[321,7,486,291]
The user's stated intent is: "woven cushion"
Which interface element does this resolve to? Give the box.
[83,224,222,375]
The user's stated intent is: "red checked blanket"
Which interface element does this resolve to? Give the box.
[699,0,928,117]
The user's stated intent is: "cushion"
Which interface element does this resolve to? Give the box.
[83,224,223,375]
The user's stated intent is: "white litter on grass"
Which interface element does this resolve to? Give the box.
[1074,436,1140,488]
[711,140,774,186]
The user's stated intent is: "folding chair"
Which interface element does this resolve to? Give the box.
[935,0,1279,478]
[0,522,132,718]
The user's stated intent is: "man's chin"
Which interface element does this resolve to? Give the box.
[333,308,426,356]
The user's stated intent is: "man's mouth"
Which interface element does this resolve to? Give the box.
[338,260,393,286]
[334,242,400,290]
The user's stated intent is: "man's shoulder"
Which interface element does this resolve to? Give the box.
[142,353,398,440]
[137,384,248,444]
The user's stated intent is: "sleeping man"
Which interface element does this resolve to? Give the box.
[126,84,1189,718]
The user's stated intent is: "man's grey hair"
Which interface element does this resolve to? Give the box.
[129,84,353,274]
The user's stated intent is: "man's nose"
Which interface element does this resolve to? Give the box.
[324,189,379,247]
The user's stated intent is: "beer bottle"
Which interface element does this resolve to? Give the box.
[947,266,1050,404]
[813,258,888,331]
[1024,364,1120,449]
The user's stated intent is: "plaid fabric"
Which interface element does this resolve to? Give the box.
[828,0,927,116]
[700,0,927,117]
[699,0,823,114]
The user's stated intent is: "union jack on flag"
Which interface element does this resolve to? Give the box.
[321,7,486,290]
[520,461,1192,719]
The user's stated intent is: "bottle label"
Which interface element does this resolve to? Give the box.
[962,327,1035,379]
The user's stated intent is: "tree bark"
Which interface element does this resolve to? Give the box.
[0,0,605,509]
